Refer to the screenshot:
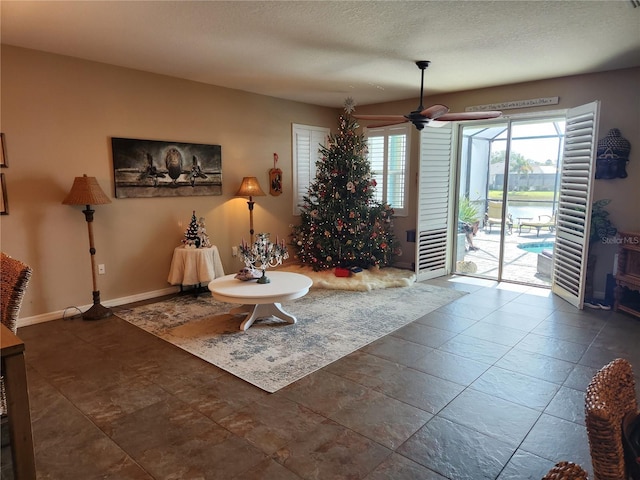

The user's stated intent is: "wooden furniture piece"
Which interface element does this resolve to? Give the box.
[208,271,312,331]
[1,324,36,480]
[168,245,225,290]
[585,358,639,480]
[542,461,589,480]
[614,231,640,319]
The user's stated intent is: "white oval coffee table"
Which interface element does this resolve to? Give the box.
[208,271,313,331]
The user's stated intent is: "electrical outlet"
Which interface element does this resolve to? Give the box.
[98,264,106,275]
[232,246,238,257]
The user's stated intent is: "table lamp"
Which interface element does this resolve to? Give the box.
[235,176,266,242]
[62,174,113,320]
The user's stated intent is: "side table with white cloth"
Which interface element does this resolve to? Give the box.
[208,271,312,330]
[168,245,225,291]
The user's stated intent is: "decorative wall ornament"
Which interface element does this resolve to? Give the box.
[269,152,282,196]
[595,128,631,180]
[466,97,559,112]
[112,138,222,198]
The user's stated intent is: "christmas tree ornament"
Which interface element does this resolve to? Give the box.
[344,97,356,114]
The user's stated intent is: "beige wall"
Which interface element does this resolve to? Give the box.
[2,46,638,321]
[357,67,640,296]
[0,46,337,320]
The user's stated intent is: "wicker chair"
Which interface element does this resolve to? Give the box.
[585,358,639,480]
[0,252,33,416]
[542,461,589,479]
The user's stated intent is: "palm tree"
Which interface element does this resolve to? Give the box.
[509,152,534,191]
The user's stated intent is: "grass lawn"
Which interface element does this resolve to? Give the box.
[489,190,555,201]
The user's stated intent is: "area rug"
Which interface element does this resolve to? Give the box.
[117,282,466,392]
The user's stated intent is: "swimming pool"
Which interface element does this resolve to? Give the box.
[517,242,555,254]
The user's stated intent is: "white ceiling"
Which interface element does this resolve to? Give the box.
[2,1,639,108]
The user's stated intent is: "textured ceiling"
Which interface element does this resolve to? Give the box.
[2,1,639,108]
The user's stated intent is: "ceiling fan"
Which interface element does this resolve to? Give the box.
[353,61,502,130]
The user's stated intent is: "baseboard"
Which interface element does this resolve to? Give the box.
[18,286,180,327]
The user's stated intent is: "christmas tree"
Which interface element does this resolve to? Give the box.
[291,101,399,271]
[183,211,200,247]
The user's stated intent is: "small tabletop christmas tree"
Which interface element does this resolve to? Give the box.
[291,99,399,271]
[183,211,201,248]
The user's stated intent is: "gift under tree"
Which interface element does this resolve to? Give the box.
[291,100,399,271]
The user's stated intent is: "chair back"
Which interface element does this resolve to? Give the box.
[487,201,503,220]
[1,252,33,333]
[540,212,557,224]
[585,358,639,480]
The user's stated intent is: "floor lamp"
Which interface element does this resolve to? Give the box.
[62,174,113,320]
[235,176,266,242]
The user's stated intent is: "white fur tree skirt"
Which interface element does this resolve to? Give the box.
[278,264,416,291]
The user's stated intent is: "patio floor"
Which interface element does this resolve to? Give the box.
[457,222,556,287]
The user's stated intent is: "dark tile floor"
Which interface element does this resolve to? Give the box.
[3,276,640,479]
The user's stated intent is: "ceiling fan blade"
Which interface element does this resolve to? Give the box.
[355,62,502,131]
[353,114,406,122]
[437,111,502,121]
[365,119,409,128]
[426,120,448,128]
[420,104,449,120]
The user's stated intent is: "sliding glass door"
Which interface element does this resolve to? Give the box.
[455,116,566,286]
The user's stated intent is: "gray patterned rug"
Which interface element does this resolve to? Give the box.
[117,283,466,392]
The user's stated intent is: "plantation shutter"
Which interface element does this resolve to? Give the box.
[367,135,385,204]
[366,125,410,215]
[551,101,600,308]
[415,124,455,281]
[292,124,329,215]
[387,128,409,214]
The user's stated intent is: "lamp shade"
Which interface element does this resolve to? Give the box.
[235,177,266,197]
[62,174,111,206]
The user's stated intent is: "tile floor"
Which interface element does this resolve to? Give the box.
[3,276,640,479]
